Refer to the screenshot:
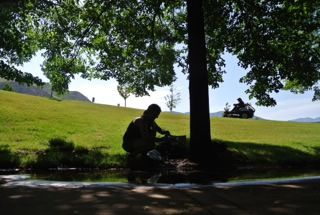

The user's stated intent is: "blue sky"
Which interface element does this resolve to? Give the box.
[18,52,319,121]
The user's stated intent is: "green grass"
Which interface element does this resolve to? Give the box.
[1,90,320,168]
[212,118,320,165]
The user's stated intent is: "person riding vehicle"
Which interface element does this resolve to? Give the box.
[232,97,245,111]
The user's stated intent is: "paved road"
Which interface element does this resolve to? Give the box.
[1,179,320,215]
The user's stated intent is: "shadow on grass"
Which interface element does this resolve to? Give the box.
[48,97,63,102]
[2,137,320,170]
[34,137,127,169]
[0,138,127,169]
[0,145,20,168]
[182,137,320,169]
[216,139,320,168]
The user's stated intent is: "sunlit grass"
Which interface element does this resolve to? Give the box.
[1,90,320,168]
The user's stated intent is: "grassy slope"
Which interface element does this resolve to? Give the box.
[1,90,320,168]
[0,91,188,168]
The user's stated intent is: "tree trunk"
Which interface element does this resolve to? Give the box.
[187,0,212,162]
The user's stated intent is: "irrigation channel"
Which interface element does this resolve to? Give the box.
[2,165,320,188]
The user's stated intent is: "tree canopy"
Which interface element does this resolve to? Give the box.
[0,0,45,86]
[1,0,320,160]
[2,0,318,105]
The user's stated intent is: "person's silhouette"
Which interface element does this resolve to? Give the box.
[232,98,245,111]
[122,104,170,157]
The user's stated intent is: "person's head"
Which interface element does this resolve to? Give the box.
[143,104,161,120]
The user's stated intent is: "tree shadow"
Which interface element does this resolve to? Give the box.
[2,181,320,215]
[0,138,127,169]
[48,97,63,102]
[34,137,127,169]
[215,139,320,168]
[2,137,320,170]
[0,145,20,168]
[181,137,320,169]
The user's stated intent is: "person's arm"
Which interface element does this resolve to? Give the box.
[154,122,170,136]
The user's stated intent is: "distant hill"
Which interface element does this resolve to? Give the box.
[0,80,90,102]
[183,111,265,120]
[181,111,224,117]
[210,111,224,117]
[254,116,265,120]
[289,117,320,123]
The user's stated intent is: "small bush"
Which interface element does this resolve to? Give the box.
[2,84,15,92]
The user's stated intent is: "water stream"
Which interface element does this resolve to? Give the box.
[1,168,320,187]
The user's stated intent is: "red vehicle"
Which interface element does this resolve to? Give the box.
[223,99,255,119]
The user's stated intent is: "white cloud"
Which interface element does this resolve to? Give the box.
[69,77,171,110]
[126,89,169,110]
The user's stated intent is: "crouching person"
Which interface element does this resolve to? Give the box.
[122,104,170,158]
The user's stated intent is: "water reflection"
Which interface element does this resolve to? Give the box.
[21,168,320,185]
[127,170,228,184]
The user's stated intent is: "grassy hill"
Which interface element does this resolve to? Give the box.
[1,90,320,169]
